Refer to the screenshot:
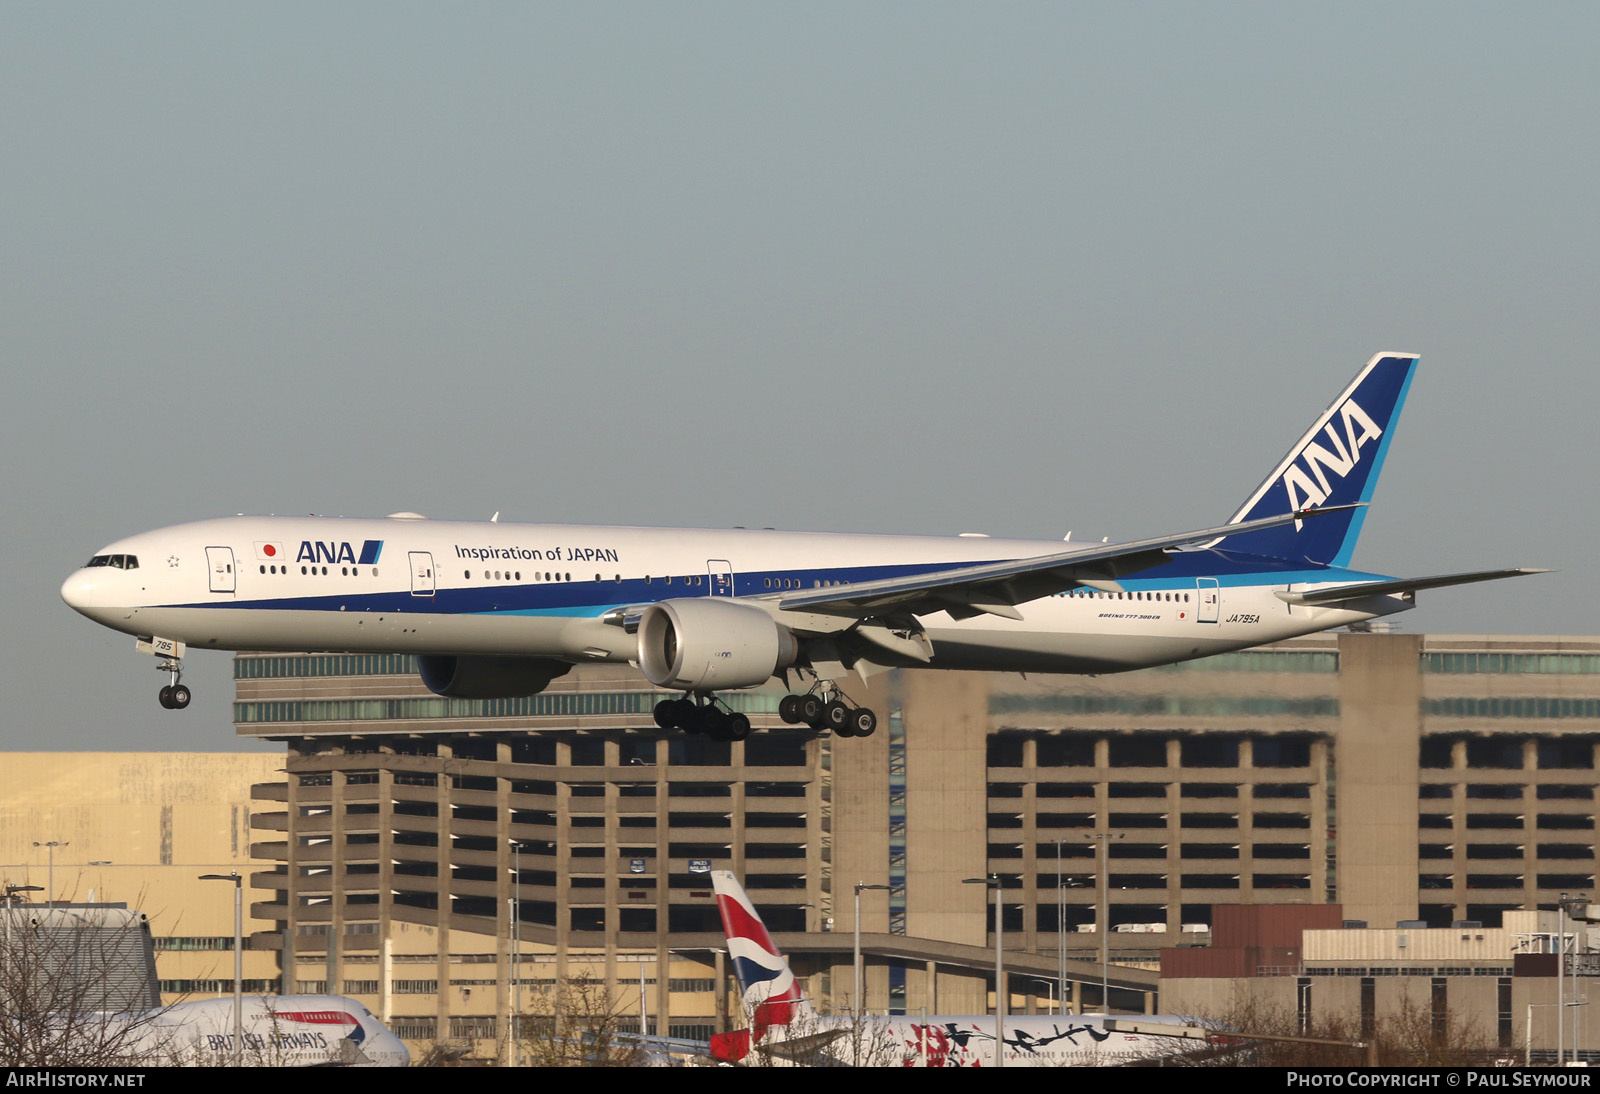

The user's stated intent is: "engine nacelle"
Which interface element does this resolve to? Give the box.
[417,655,571,699]
[637,598,798,692]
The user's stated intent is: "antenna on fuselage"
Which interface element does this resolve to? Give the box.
[491,512,500,523]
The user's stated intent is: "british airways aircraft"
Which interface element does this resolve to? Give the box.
[62,353,1540,740]
[708,868,1197,1066]
[119,994,409,1066]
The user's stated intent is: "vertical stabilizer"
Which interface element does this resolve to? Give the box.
[1221,352,1418,567]
[711,869,810,1044]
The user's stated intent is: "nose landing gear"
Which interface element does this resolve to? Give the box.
[156,656,190,709]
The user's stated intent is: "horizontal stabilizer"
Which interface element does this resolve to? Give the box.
[763,1028,850,1062]
[1273,568,1551,606]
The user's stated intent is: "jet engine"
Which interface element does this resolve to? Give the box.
[636,599,798,691]
[417,655,572,699]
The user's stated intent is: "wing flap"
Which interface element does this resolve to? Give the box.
[1274,568,1551,606]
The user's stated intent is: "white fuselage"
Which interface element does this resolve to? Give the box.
[62,514,1404,681]
[119,994,409,1066]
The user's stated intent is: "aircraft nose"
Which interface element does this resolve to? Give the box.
[61,571,96,613]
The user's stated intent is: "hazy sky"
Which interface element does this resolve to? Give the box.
[4,3,1595,751]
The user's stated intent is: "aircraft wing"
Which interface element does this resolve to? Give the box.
[1274,568,1551,606]
[773,506,1360,622]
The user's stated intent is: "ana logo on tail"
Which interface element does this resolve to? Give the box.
[1281,397,1384,522]
[1223,352,1417,566]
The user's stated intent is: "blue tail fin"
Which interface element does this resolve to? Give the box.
[1221,353,1418,567]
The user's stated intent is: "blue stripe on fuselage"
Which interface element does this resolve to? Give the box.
[161,551,1393,616]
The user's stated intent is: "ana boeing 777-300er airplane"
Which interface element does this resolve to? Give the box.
[62,352,1542,739]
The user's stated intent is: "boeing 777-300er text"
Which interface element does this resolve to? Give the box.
[709,869,1202,1066]
[63,353,1543,738]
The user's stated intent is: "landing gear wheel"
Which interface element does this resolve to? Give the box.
[702,706,730,741]
[779,695,804,724]
[823,700,851,734]
[653,699,678,730]
[849,707,877,737]
[726,712,751,741]
[799,694,824,727]
[678,700,705,734]
[155,653,187,710]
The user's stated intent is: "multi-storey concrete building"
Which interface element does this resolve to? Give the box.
[230,631,1600,1057]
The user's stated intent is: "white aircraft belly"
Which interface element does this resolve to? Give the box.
[133,605,580,657]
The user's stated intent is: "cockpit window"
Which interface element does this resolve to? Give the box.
[84,554,138,570]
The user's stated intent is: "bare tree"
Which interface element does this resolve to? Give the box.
[1164,990,1506,1068]
[514,973,648,1067]
[734,1005,909,1067]
[0,904,169,1067]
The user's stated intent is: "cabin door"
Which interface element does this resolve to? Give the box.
[205,547,236,594]
[410,552,436,597]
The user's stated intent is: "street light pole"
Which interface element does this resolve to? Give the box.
[1560,894,1568,1065]
[1084,832,1122,1011]
[1053,840,1066,1013]
[200,872,244,1066]
[853,882,889,1020]
[511,840,523,1066]
[1559,893,1592,1066]
[964,876,1004,1068]
[32,842,67,908]
[2,886,43,1015]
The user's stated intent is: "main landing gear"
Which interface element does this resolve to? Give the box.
[778,687,877,738]
[653,696,752,742]
[651,685,878,741]
[156,655,190,710]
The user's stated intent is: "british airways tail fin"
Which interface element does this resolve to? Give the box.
[711,870,812,1047]
[1220,352,1418,567]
